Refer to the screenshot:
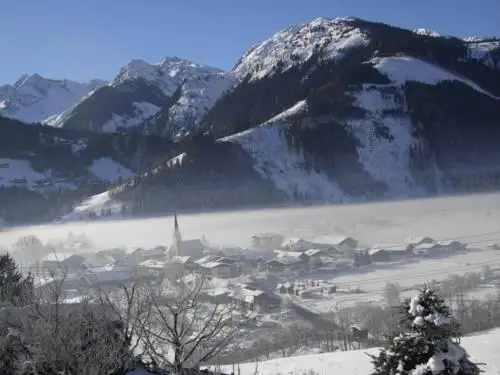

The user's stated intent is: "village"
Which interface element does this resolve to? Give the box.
[12,214,474,315]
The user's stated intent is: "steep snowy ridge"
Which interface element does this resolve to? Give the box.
[111,57,223,97]
[233,17,370,81]
[53,57,229,137]
[222,120,348,203]
[0,74,106,124]
[145,71,235,139]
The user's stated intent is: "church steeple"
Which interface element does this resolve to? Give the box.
[174,212,179,233]
[171,212,182,257]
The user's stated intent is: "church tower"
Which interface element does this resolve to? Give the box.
[171,212,182,257]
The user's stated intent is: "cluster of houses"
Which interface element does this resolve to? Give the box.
[30,215,468,312]
[367,236,466,262]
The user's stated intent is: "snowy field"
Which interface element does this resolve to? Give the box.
[217,328,500,375]
[293,248,500,313]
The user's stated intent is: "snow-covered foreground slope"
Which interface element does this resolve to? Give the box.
[220,329,500,375]
[0,74,105,123]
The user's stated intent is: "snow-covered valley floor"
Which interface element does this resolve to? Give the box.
[2,191,500,251]
[217,328,500,375]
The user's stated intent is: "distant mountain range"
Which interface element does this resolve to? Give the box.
[1,16,500,225]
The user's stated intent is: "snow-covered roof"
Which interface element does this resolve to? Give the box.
[304,249,324,257]
[41,252,83,263]
[82,253,115,267]
[139,259,167,269]
[228,285,267,303]
[201,261,232,270]
[437,240,462,246]
[267,256,304,266]
[313,235,357,246]
[84,265,134,285]
[274,250,305,259]
[371,244,411,252]
[414,243,439,250]
[405,236,435,245]
[170,255,193,264]
[195,255,222,265]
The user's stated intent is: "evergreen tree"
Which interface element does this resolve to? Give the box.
[370,287,480,375]
[0,253,33,306]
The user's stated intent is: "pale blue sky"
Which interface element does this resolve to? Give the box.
[0,0,499,84]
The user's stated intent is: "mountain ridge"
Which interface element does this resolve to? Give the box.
[0,74,106,124]
[1,16,500,224]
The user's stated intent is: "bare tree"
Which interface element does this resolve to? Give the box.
[137,274,250,373]
[0,259,132,375]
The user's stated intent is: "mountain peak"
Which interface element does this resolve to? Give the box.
[13,73,45,88]
[112,56,224,96]
[233,16,369,81]
[0,73,106,124]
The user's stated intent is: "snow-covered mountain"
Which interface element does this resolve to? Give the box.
[0,74,105,124]
[0,115,178,225]
[233,17,370,81]
[143,72,234,140]
[3,16,500,224]
[54,57,232,137]
[66,16,500,219]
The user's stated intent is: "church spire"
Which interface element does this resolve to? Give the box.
[171,212,182,257]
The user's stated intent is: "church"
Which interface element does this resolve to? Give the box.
[167,213,206,259]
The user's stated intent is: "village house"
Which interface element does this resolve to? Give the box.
[367,248,391,262]
[368,244,414,262]
[280,238,318,252]
[81,253,116,270]
[138,259,168,279]
[170,255,196,271]
[405,236,435,247]
[96,248,128,263]
[303,249,327,268]
[437,240,465,251]
[199,260,238,279]
[83,265,136,290]
[413,242,441,256]
[251,233,285,250]
[228,285,281,313]
[132,246,167,263]
[40,253,85,274]
[266,251,309,273]
[314,235,359,252]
